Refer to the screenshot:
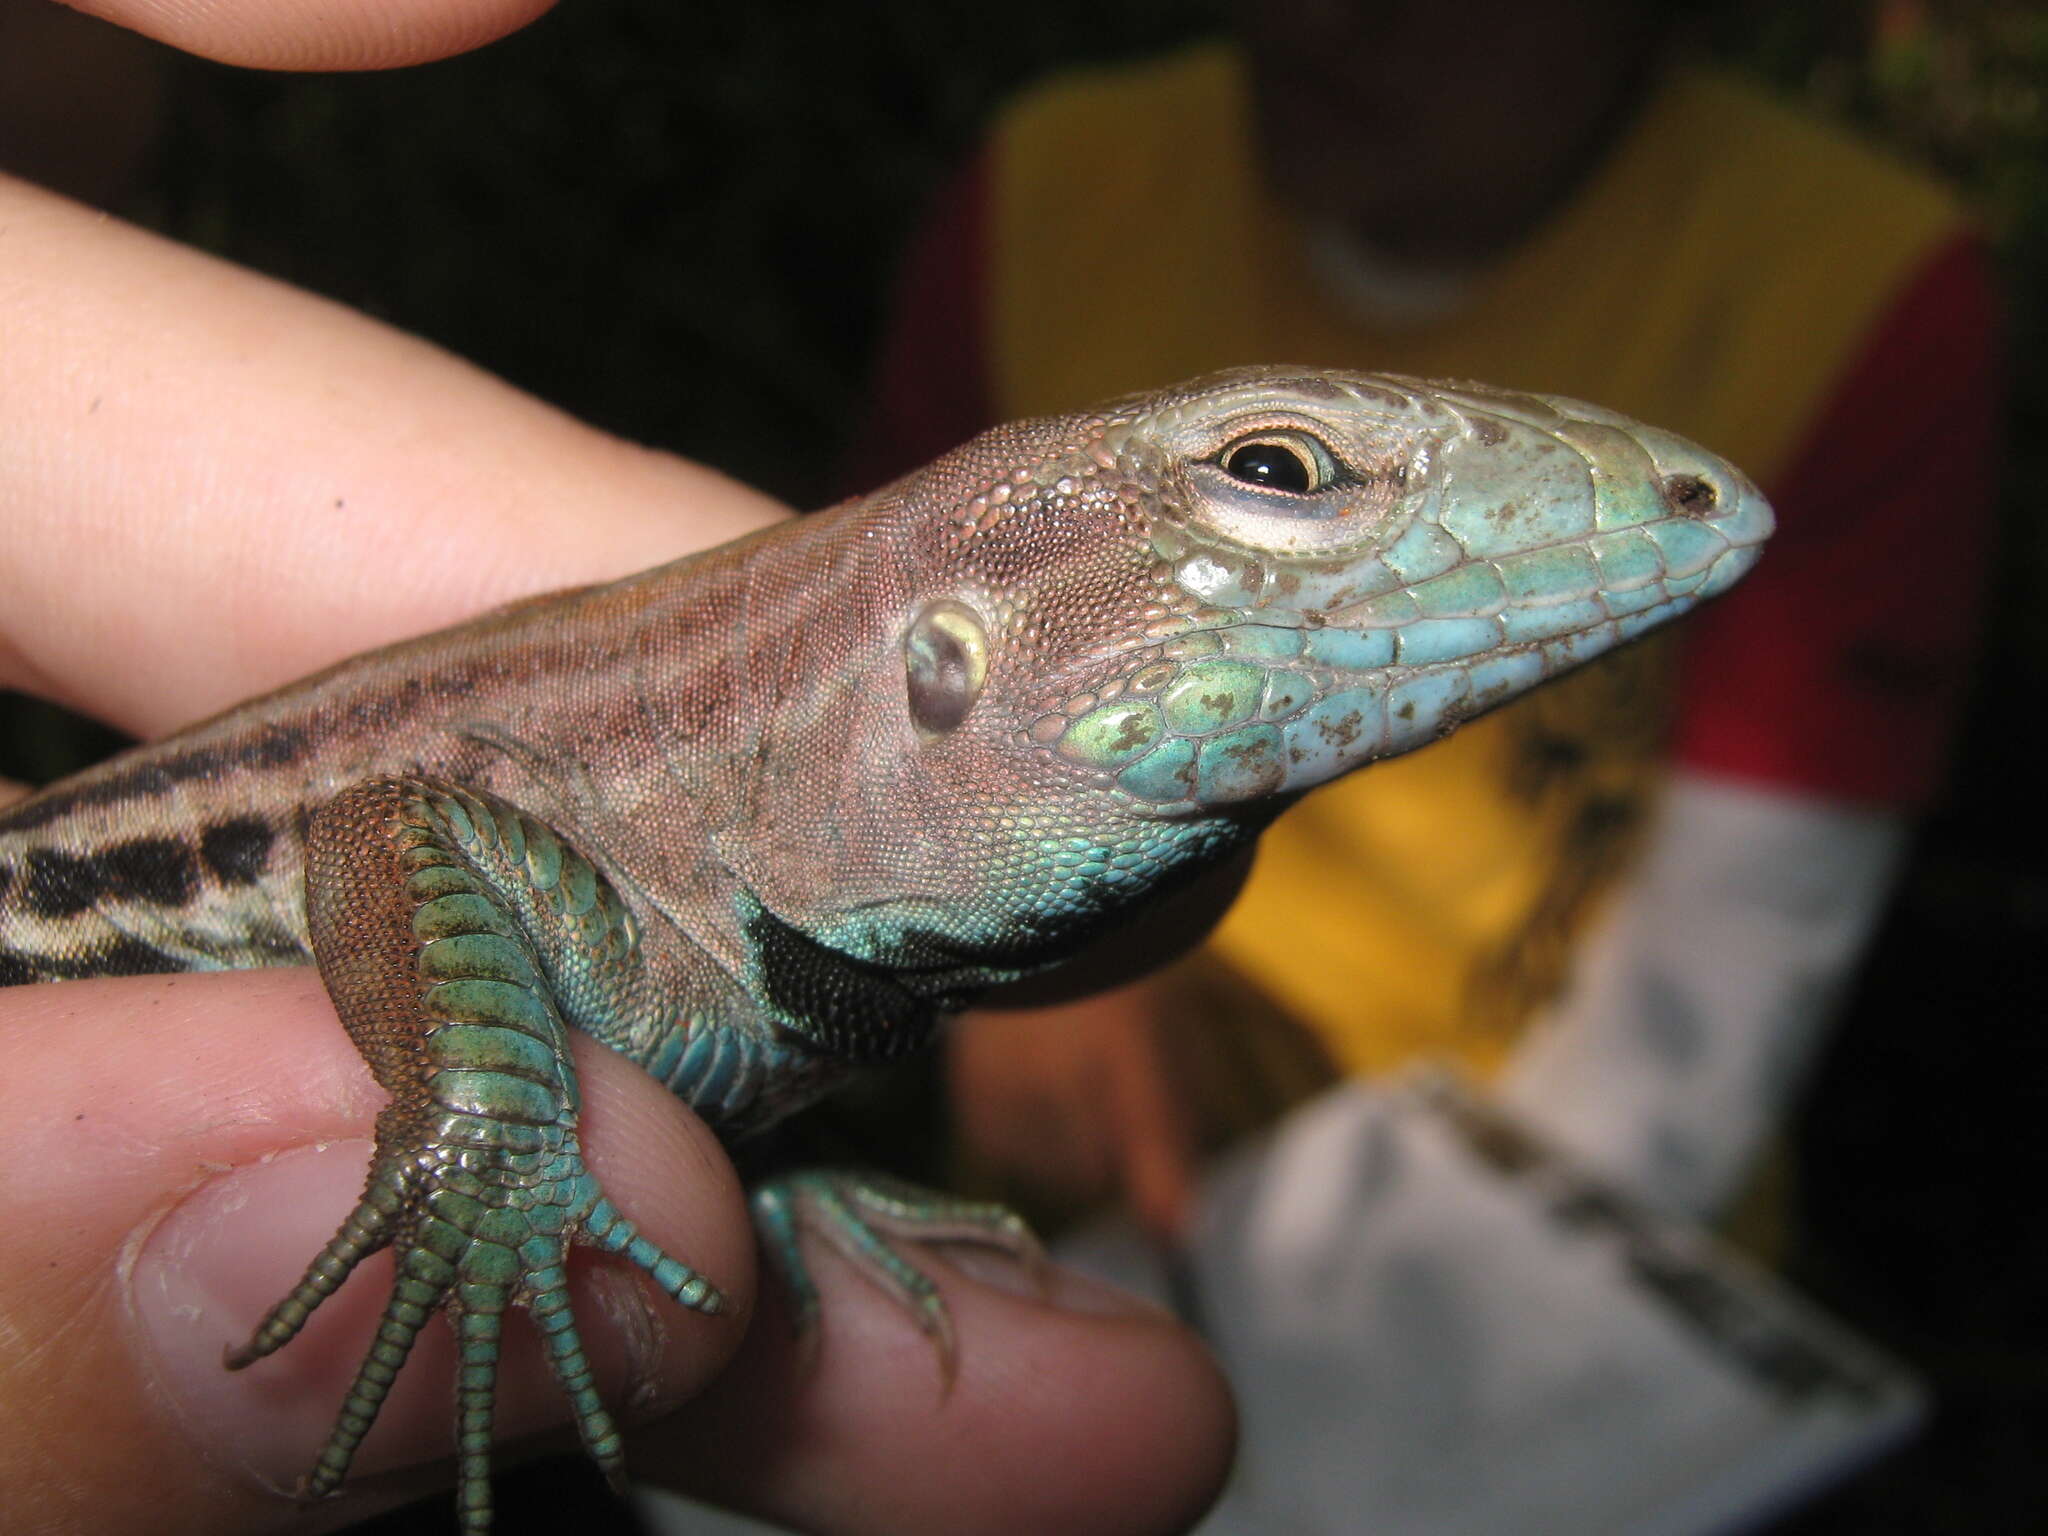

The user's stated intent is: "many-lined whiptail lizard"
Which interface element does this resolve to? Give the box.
[0,367,1770,1530]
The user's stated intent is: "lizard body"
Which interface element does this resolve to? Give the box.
[0,367,1770,1527]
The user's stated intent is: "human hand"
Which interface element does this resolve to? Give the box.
[0,7,1232,1530]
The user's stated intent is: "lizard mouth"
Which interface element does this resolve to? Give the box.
[1260,534,1766,794]
[1030,513,1768,814]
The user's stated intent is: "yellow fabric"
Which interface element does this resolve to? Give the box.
[988,43,1966,1076]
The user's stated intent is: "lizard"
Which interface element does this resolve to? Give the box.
[0,366,1771,1531]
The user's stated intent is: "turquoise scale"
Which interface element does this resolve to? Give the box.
[1160,659,1264,734]
[1196,723,1285,802]
[1589,527,1666,590]
[1501,598,1609,644]
[1282,688,1387,785]
[1385,670,1473,753]
[1117,738,1197,802]
[1646,518,1729,578]
[1306,628,1394,670]
[1497,543,1602,603]
[1396,617,1502,666]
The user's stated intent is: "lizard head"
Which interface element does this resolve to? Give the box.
[743,367,1770,1007]
[903,366,1769,811]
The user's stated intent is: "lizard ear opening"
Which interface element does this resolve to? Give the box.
[904,599,989,739]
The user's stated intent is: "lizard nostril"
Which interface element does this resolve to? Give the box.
[1661,474,1719,518]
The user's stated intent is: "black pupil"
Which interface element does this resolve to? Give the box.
[1224,441,1313,494]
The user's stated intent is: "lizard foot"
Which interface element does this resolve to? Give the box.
[227,778,724,1534]
[749,1168,1046,1386]
[225,1113,722,1531]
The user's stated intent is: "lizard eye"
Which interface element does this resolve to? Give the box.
[1219,430,1339,495]
[904,600,989,739]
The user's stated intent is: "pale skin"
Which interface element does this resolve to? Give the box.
[0,3,1233,1531]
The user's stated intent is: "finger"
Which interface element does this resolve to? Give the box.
[60,0,556,71]
[0,173,788,734]
[642,1248,1236,1536]
[0,969,752,1535]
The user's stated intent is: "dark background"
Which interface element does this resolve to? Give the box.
[2,2,2042,1531]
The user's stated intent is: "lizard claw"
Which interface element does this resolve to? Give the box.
[750,1168,1046,1389]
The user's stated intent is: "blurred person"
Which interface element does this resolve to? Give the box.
[849,0,1998,1237]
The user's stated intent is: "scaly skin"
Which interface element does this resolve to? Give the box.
[0,367,1770,1529]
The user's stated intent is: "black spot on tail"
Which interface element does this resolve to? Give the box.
[90,935,189,976]
[200,815,276,886]
[24,850,109,916]
[0,935,185,984]
[23,838,199,917]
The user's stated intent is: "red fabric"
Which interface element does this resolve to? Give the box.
[1670,232,2001,808]
[841,154,995,497]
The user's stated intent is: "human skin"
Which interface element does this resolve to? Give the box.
[0,6,1235,1531]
